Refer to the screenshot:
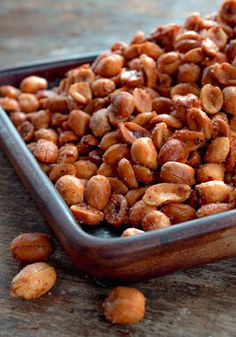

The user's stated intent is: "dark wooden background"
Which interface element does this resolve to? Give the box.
[1,1,236,337]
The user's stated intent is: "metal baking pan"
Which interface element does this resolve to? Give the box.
[0,53,236,282]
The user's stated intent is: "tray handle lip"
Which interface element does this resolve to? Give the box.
[0,54,236,261]
[1,105,236,257]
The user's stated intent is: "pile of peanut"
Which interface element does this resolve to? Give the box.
[2,0,236,236]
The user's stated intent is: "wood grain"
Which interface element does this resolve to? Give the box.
[0,0,236,336]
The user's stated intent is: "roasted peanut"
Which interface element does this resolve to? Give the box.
[74,160,97,180]
[118,122,149,144]
[20,76,48,94]
[197,163,224,183]
[161,203,196,224]
[150,23,181,51]
[27,142,37,154]
[103,143,130,165]
[206,26,227,50]
[70,203,104,225]
[108,177,129,195]
[142,210,171,231]
[17,121,35,142]
[55,175,84,205]
[31,110,51,129]
[204,137,230,163]
[200,84,223,114]
[0,85,21,99]
[117,158,138,189]
[177,63,201,83]
[11,233,55,263]
[10,262,56,300]
[18,93,39,113]
[0,97,20,112]
[230,116,236,132]
[223,86,236,115]
[214,62,236,86]
[121,228,144,237]
[175,36,201,53]
[44,95,68,113]
[172,94,200,124]
[36,89,57,100]
[104,194,128,227]
[219,0,236,25]
[94,53,124,77]
[9,112,27,127]
[131,112,157,127]
[125,187,147,207]
[152,97,173,114]
[150,114,182,130]
[35,128,58,144]
[196,202,234,218]
[131,137,158,170]
[110,92,135,119]
[140,54,158,88]
[187,108,212,140]
[133,88,152,114]
[138,41,164,60]
[99,131,121,150]
[160,162,195,186]
[90,108,111,137]
[159,139,189,165]
[57,144,78,163]
[170,83,200,98]
[34,139,58,163]
[151,122,170,150]
[195,181,232,204]
[87,149,103,166]
[171,130,205,152]
[91,78,116,97]
[103,287,145,324]
[157,51,181,75]
[84,175,111,210]
[49,163,76,183]
[68,110,90,136]
[97,162,117,177]
[201,38,219,58]
[129,200,156,227]
[77,134,99,155]
[187,150,201,168]
[58,131,78,147]
[66,65,95,84]
[143,183,191,207]
[183,48,203,63]
[133,165,154,185]
[120,69,144,87]
[69,82,92,104]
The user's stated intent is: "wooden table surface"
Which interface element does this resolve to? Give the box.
[1,1,236,336]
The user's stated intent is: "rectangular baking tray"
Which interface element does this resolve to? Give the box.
[0,53,236,282]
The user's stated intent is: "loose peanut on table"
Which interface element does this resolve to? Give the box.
[2,0,236,233]
[10,232,55,263]
[10,262,57,300]
[103,287,145,324]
